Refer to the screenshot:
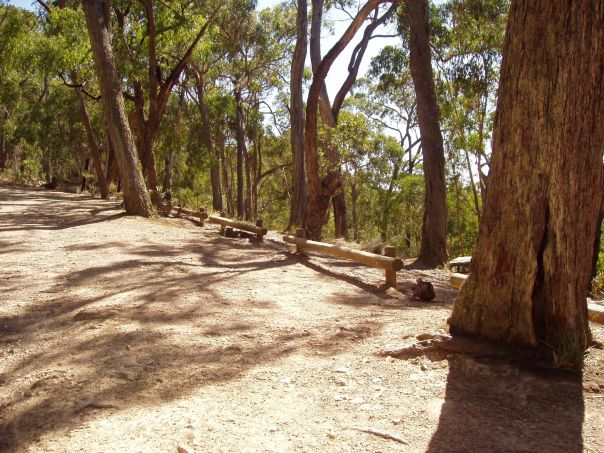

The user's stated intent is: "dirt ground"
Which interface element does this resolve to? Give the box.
[1,185,603,453]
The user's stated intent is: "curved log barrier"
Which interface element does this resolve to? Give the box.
[282,234,403,287]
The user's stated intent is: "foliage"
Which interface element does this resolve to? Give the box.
[0,0,512,262]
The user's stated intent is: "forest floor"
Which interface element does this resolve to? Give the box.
[1,185,603,453]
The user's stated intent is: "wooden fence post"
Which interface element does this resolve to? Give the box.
[256,219,264,240]
[383,245,397,287]
[219,211,226,235]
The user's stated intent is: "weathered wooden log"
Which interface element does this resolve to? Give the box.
[589,303,604,325]
[171,206,208,224]
[283,235,403,274]
[450,273,468,289]
[450,272,604,326]
[208,214,268,239]
[383,246,397,287]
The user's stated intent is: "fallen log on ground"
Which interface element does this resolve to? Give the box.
[283,234,403,287]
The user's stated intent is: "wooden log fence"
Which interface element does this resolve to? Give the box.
[283,231,403,287]
[450,272,604,326]
[207,212,267,240]
[170,206,208,225]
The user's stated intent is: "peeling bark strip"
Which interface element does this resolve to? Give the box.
[450,0,604,368]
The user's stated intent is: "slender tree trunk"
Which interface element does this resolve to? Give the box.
[234,85,246,218]
[192,66,222,210]
[407,0,448,267]
[380,161,400,241]
[82,0,152,216]
[219,134,234,217]
[463,148,481,219]
[0,133,7,170]
[303,0,387,239]
[288,0,308,229]
[351,180,359,241]
[450,0,604,369]
[80,157,90,193]
[72,72,109,199]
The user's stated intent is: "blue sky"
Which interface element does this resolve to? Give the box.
[7,0,400,98]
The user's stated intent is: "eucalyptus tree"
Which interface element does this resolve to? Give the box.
[301,0,400,240]
[432,0,509,218]
[450,0,604,369]
[82,0,152,216]
[218,2,295,219]
[108,0,223,209]
[0,4,41,170]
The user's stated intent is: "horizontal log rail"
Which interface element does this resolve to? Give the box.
[170,206,208,224]
[450,273,604,325]
[283,233,403,287]
[207,214,267,240]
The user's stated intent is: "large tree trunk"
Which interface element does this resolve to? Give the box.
[407,0,448,267]
[450,0,604,369]
[288,0,307,229]
[82,0,152,216]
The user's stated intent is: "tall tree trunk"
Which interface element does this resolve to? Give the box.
[191,66,222,210]
[82,0,152,216]
[407,0,448,267]
[80,157,90,193]
[0,133,7,170]
[218,133,234,217]
[380,161,400,241]
[351,180,359,241]
[303,0,387,239]
[72,72,109,199]
[288,0,308,229]
[450,0,604,369]
[234,85,246,218]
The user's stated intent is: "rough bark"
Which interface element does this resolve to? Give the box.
[82,0,152,216]
[288,0,308,229]
[450,0,604,369]
[407,0,448,268]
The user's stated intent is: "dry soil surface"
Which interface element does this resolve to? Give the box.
[1,186,603,453]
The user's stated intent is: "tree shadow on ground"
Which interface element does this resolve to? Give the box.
[0,187,124,232]
[0,232,387,451]
[427,359,584,452]
[385,336,585,452]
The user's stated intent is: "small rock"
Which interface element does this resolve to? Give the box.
[391,418,402,425]
[327,432,337,440]
[334,377,347,386]
[351,396,364,405]
[334,367,349,373]
[280,377,293,385]
[420,363,429,371]
[177,446,190,453]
